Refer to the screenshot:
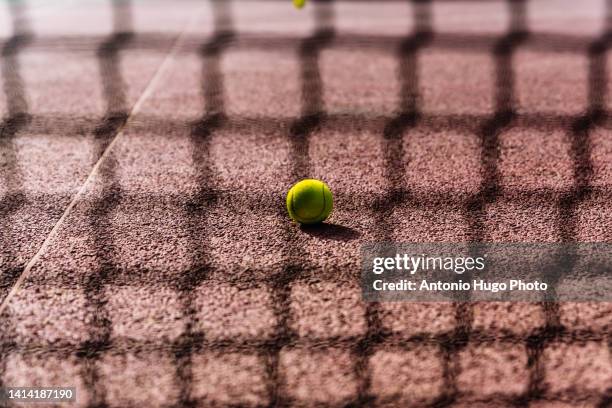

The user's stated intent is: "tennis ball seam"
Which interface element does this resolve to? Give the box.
[320,182,327,219]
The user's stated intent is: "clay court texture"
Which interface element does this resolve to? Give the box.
[0,0,611,407]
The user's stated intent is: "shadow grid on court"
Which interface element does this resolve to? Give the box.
[0,0,611,407]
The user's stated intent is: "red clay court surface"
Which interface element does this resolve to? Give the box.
[0,0,611,407]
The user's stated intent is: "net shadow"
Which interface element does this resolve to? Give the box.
[0,0,610,406]
[76,1,134,405]
[177,0,234,405]
[268,2,337,405]
[358,1,434,406]
[0,0,32,386]
[441,1,528,405]
[556,2,612,405]
[0,0,33,297]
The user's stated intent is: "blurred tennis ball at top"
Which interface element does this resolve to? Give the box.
[293,0,306,9]
[286,179,333,224]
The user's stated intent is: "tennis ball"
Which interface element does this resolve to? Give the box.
[293,0,306,9]
[286,179,333,224]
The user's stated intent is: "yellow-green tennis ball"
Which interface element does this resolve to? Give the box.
[293,0,306,9]
[286,179,333,224]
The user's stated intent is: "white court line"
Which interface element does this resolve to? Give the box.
[0,12,199,317]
